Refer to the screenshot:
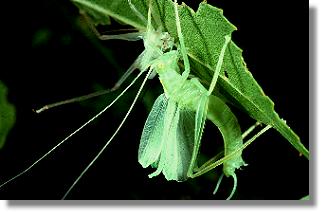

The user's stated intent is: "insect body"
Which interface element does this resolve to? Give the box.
[138,35,245,182]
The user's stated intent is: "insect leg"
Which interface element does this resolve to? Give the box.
[174,0,190,81]
[242,122,261,139]
[190,125,272,178]
[99,32,143,41]
[187,94,208,177]
[34,52,145,113]
[80,10,143,41]
[207,35,231,95]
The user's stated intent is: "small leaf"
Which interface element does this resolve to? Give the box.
[0,81,15,149]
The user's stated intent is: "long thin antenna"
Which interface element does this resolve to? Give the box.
[62,68,153,199]
[0,70,145,190]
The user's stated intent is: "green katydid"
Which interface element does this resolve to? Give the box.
[0,0,271,199]
[138,0,246,199]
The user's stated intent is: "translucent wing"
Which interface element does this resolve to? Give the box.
[139,94,195,181]
[175,107,196,179]
[147,97,180,180]
[161,99,195,181]
[138,94,167,168]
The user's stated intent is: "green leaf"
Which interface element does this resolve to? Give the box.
[69,0,309,158]
[0,81,15,149]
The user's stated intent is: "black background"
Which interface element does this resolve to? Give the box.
[0,0,308,200]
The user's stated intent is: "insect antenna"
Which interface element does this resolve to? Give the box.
[0,68,146,190]
[62,68,153,199]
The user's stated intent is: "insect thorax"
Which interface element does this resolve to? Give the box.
[153,51,208,111]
